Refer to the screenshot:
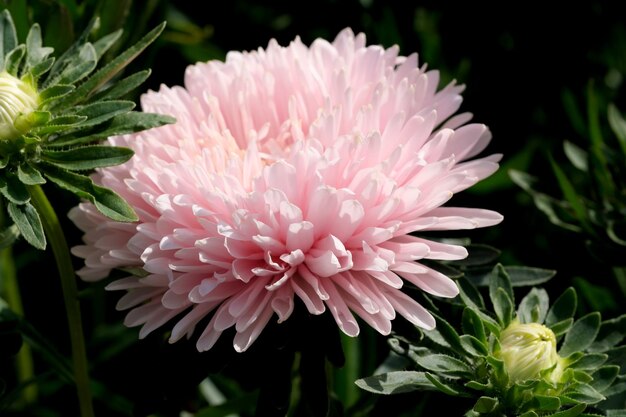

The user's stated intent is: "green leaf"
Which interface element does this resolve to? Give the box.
[569,353,608,370]
[25,23,53,69]
[17,163,46,185]
[564,382,605,404]
[0,224,19,249]
[549,154,592,233]
[40,145,134,170]
[607,410,626,417]
[473,396,498,413]
[48,112,175,147]
[559,313,601,357]
[422,312,465,353]
[71,100,136,129]
[546,287,577,326]
[424,372,469,397]
[7,201,45,249]
[462,307,487,344]
[455,244,501,267]
[59,22,167,106]
[488,263,513,304]
[545,404,586,417]
[563,141,588,172]
[506,266,556,287]
[492,287,513,327]
[0,173,30,204]
[608,103,626,157]
[532,395,561,410]
[550,318,574,338]
[590,365,619,392]
[518,287,549,324]
[411,353,472,378]
[90,69,151,101]
[519,412,539,417]
[39,163,137,222]
[56,42,97,85]
[4,44,25,75]
[0,10,18,71]
[354,371,436,395]
[45,16,98,83]
[459,334,488,357]
[92,29,122,60]
[589,314,626,352]
[40,84,75,105]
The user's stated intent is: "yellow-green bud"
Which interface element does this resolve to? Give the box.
[0,71,39,140]
[499,321,559,384]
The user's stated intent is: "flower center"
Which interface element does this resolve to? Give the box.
[0,71,39,141]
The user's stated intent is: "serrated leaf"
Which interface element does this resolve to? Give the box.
[590,365,619,392]
[39,163,137,222]
[0,10,18,71]
[59,22,167,106]
[33,115,88,135]
[40,146,133,170]
[518,287,550,324]
[0,224,19,249]
[462,307,487,344]
[48,112,175,147]
[92,29,122,60]
[0,173,30,204]
[90,69,151,101]
[17,163,45,185]
[559,313,601,357]
[354,371,436,395]
[569,353,608,370]
[46,16,98,84]
[533,395,561,410]
[563,141,588,172]
[56,42,97,85]
[459,334,488,357]
[589,314,626,353]
[546,288,577,326]
[473,396,498,413]
[564,382,605,404]
[7,201,45,249]
[39,84,75,105]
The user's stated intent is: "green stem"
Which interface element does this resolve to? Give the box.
[28,185,95,417]
[1,245,37,404]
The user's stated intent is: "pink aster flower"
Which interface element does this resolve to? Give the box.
[70,28,502,352]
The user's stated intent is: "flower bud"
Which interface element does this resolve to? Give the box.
[0,71,39,141]
[498,321,559,383]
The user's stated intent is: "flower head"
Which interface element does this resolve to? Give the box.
[70,29,502,352]
[498,321,560,383]
[0,71,39,140]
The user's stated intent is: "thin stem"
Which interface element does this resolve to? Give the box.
[1,245,37,404]
[28,184,95,417]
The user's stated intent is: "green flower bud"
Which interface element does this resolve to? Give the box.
[498,321,559,384]
[0,71,39,141]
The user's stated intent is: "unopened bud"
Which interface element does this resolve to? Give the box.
[0,71,38,140]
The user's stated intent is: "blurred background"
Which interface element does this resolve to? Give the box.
[1,1,625,416]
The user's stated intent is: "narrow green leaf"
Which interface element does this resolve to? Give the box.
[33,115,88,135]
[56,43,97,85]
[607,409,626,417]
[46,16,98,83]
[607,103,626,157]
[40,163,137,221]
[424,372,469,396]
[462,307,487,344]
[590,365,619,392]
[532,395,561,410]
[488,263,513,305]
[0,173,30,204]
[59,22,167,106]
[546,288,577,326]
[354,371,435,395]
[563,141,588,172]
[562,88,587,137]
[0,224,19,249]
[90,69,151,101]
[559,313,601,357]
[25,23,53,68]
[506,266,556,287]
[412,353,472,378]
[493,287,513,326]
[519,411,539,417]
[423,312,465,353]
[454,244,501,267]
[41,146,134,171]
[72,100,136,129]
[459,334,488,356]
[7,201,45,249]
[564,382,605,404]
[4,44,25,75]
[17,163,45,185]
[465,380,491,391]
[39,84,75,104]
[518,288,549,324]
[92,29,122,60]
[549,155,591,233]
[473,396,498,413]
[0,10,18,71]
